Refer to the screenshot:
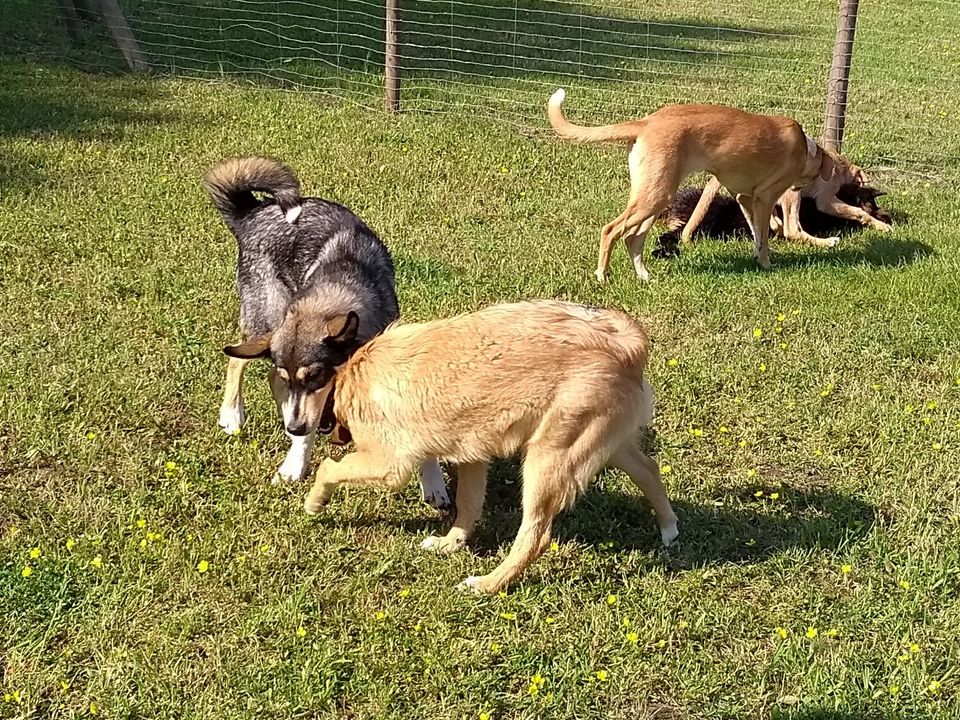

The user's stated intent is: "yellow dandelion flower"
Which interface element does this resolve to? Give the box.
[621,617,631,627]
[236,554,247,564]
[805,627,818,639]
[90,701,99,715]
[754,490,764,498]
[500,166,509,174]
[872,383,882,390]
[60,681,70,692]
[28,546,41,559]
[499,612,516,620]
[899,653,910,662]
[747,468,757,479]
[898,579,911,590]
[753,328,763,338]
[196,560,209,573]
[595,669,608,682]
[260,544,270,553]
[139,539,147,549]
[905,404,915,414]
[769,492,780,500]
[661,464,672,475]
[779,342,788,349]
[136,519,146,529]
[678,619,689,629]
[375,611,386,621]
[775,627,789,639]
[549,540,560,552]
[544,616,556,625]
[490,642,501,653]
[164,461,177,471]
[689,428,703,437]
[667,358,679,367]
[759,363,767,372]
[820,384,834,397]
[85,431,98,440]
[21,565,33,578]
[497,590,508,598]
[889,684,900,696]
[90,555,103,569]
[296,625,307,638]
[479,712,492,720]
[932,442,943,451]
[527,684,540,696]
[531,673,545,686]
[656,639,667,649]
[826,628,838,638]
[813,448,823,456]
[791,309,800,316]
[626,631,639,644]
[738,440,747,448]
[928,680,942,694]
[413,623,423,633]
[607,594,619,606]
[927,401,937,411]
[841,563,852,574]
[910,642,920,654]
[3,693,10,702]
[398,588,411,598]
[12,691,22,704]
[66,537,76,551]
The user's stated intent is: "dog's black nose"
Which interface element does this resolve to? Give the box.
[287,421,309,436]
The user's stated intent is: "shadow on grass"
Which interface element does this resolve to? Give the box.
[687,234,933,275]
[458,456,874,568]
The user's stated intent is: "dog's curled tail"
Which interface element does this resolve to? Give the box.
[203,155,303,224]
[547,88,642,144]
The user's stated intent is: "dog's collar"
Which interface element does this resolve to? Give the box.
[317,378,352,445]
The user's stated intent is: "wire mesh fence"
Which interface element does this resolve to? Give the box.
[5,0,960,179]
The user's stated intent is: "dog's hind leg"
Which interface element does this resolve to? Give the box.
[219,357,249,435]
[609,441,678,546]
[418,459,452,510]
[421,461,489,554]
[268,368,316,483]
[625,215,660,282]
[680,176,721,245]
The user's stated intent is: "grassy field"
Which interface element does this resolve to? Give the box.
[3,3,960,719]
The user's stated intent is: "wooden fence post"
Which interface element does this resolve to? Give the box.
[384,0,400,112]
[822,0,860,152]
[98,0,150,72]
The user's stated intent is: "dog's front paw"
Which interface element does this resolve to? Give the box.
[218,404,245,435]
[303,485,333,515]
[420,534,467,555]
[274,452,310,485]
[418,461,452,510]
[456,574,499,595]
[872,220,893,233]
[825,236,840,248]
[594,268,607,284]
[660,520,680,547]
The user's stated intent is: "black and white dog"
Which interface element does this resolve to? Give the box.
[204,156,449,507]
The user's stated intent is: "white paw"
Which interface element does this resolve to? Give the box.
[420,536,442,551]
[456,575,482,593]
[594,269,607,284]
[418,460,451,509]
[874,221,892,233]
[825,236,840,248]
[273,456,308,484]
[218,404,244,435]
[660,521,680,547]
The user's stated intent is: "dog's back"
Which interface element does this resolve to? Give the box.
[203,156,399,341]
[337,300,651,472]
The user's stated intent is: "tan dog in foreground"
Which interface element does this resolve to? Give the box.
[547,88,837,282]
[304,300,678,594]
[682,161,892,248]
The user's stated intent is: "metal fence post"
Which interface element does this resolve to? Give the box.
[822,0,859,152]
[384,0,400,112]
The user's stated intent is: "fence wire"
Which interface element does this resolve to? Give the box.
[5,0,960,178]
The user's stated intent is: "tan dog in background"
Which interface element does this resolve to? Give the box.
[304,300,678,594]
[682,159,892,248]
[547,88,837,282]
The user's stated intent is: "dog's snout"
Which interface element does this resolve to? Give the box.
[287,421,309,436]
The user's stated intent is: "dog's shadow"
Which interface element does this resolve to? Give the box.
[460,457,875,568]
[689,233,933,274]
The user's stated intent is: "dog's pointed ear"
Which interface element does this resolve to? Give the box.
[324,311,360,348]
[224,334,272,359]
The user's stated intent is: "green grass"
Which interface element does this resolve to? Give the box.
[2,7,960,719]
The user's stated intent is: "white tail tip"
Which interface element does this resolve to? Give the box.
[549,88,566,106]
[285,205,303,224]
